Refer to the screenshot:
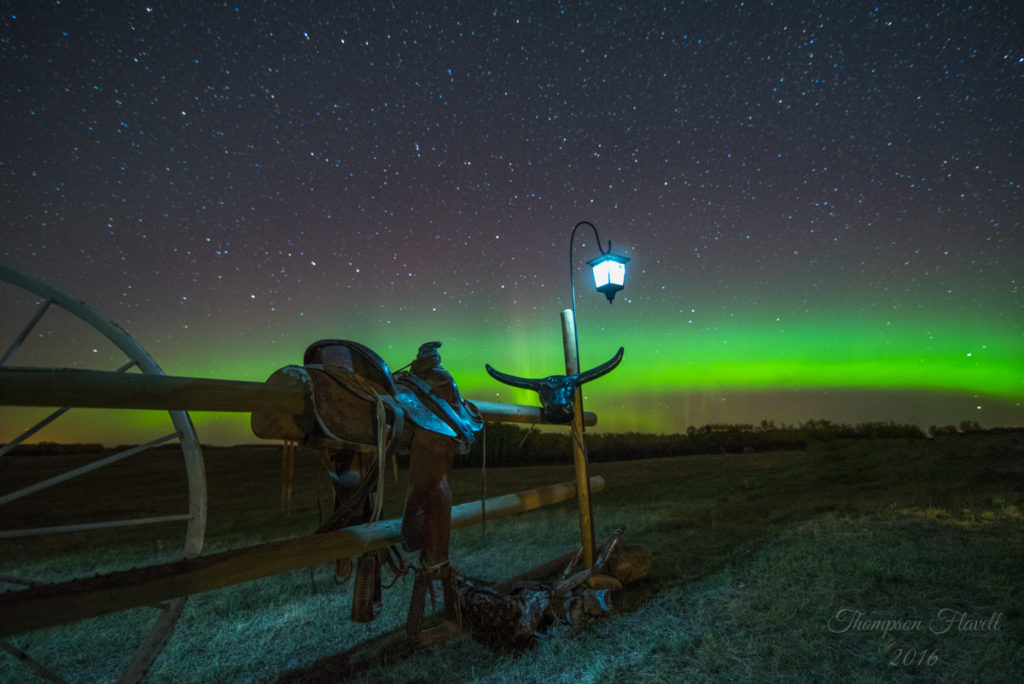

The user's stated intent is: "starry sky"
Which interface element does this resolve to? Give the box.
[2,1,1021,445]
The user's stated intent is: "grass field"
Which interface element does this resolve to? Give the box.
[2,432,1022,682]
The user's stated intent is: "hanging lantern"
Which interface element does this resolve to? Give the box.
[587,251,630,302]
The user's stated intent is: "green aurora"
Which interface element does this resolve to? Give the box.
[3,296,1019,445]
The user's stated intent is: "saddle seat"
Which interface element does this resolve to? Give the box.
[252,339,482,448]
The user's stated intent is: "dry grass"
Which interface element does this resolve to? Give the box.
[2,432,1022,681]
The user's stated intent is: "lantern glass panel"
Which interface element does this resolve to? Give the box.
[592,259,626,288]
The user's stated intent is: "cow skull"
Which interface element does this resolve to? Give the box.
[485,347,624,424]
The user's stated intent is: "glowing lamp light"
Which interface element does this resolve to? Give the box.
[587,251,630,302]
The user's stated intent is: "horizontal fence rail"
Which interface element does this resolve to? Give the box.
[0,476,604,636]
[0,367,597,426]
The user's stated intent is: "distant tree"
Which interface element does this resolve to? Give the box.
[929,425,959,437]
[959,420,982,434]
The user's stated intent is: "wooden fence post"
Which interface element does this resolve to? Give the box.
[561,308,596,568]
[280,441,296,513]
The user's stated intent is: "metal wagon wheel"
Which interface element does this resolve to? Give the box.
[0,263,207,683]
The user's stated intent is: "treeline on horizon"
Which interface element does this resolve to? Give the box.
[7,420,1020,464]
[452,419,1018,468]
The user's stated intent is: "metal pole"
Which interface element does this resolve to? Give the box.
[561,308,596,568]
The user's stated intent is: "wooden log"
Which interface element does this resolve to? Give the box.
[0,476,604,636]
[0,367,306,413]
[471,399,597,426]
[0,368,597,426]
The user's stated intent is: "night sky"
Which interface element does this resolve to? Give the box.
[2,1,1021,445]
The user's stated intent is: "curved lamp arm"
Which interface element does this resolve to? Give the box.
[568,220,613,318]
[568,220,615,368]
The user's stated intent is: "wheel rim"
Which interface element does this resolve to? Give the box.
[0,263,207,682]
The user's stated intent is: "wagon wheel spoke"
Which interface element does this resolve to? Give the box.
[0,432,180,508]
[0,264,208,683]
[0,638,67,684]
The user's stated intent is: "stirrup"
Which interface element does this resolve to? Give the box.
[351,553,382,623]
[406,563,462,645]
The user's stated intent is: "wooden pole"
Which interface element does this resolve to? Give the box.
[561,308,596,568]
[280,441,296,513]
[0,368,596,426]
[0,476,603,636]
[474,398,597,427]
[0,367,306,413]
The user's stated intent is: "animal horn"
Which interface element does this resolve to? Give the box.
[575,347,625,385]
[485,364,543,391]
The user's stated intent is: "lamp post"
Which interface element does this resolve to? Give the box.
[563,220,628,567]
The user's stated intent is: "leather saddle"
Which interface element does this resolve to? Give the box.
[252,339,482,450]
[252,340,479,642]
